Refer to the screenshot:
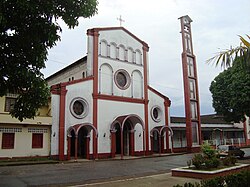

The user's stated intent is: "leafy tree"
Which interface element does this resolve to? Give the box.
[210,58,250,122]
[0,0,98,121]
[207,35,250,69]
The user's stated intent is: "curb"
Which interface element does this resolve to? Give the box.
[0,152,188,167]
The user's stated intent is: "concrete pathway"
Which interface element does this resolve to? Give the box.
[69,173,200,187]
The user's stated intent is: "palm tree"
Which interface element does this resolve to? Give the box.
[207,35,250,69]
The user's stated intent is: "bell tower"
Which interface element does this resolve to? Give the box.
[179,15,202,152]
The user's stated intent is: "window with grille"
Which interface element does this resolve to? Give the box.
[2,133,15,149]
[32,133,43,148]
[5,97,16,112]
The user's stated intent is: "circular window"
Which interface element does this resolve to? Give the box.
[151,106,162,122]
[70,97,89,119]
[114,70,130,89]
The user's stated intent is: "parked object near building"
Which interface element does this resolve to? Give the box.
[217,145,245,158]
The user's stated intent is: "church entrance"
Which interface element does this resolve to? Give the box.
[115,123,121,154]
[78,126,88,158]
[152,131,159,153]
[70,130,76,157]
[110,114,145,159]
[67,123,98,160]
[150,126,173,154]
[123,121,132,156]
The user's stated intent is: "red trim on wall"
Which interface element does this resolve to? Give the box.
[179,16,202,152]
[94,94,145,104]
[148,86,170,104]
[97,153,112,159]
[181,53,192,151]
[172,147,187,153]
[50,77,94,95]
[143,45,149,155]
[66,76,94,86]
[59,84,67,161]
[87,27,149,49]
[134,151,145,156]
[91,29,99,160]
[164,101,170,151]
[193,56,202,145]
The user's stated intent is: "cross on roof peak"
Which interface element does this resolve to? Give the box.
[117,15,125,27]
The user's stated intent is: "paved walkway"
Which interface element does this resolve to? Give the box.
[0,150,249,187]
[69,173,200,187]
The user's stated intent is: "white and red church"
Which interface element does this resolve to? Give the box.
[47,27,172,160]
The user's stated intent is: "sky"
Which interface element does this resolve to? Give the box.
[42,0,250,117]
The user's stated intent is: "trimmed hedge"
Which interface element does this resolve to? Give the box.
[173,170,250,187]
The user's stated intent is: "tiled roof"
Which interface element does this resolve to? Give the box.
[170,114,233,124]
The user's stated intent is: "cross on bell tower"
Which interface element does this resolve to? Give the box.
[117,15,125,27]
[179,15,202,152]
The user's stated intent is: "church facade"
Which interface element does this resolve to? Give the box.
[48,27,172,160]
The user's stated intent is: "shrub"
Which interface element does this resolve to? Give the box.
[222,156,236,166]
[192,154,204,169]
[201,143,217,159]
[204,157,220,169]
[225,170,250,187]
[173,182,201,187]
[201,176,225,187]
[173,171,250,187]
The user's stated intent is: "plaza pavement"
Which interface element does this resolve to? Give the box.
[0,150,249,187]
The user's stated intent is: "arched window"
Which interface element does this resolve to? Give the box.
[127,47,134,63]
[100,40,108,57]
[99,64,113,94]
[135,49,142,65]
[131,70,143,98]
[110,42,117,59]
[118,45,125,61]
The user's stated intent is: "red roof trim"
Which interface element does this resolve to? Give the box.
[148,86,170,100]
[87,27,149,51]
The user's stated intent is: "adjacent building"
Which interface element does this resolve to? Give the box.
[0,94,51,159]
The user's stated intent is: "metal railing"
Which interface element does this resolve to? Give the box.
[203,138,246,147]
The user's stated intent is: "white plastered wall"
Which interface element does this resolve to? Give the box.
[97,100,144,153]
[64,80,93,154]
[148,89,167,150]
[47,62,87,87]
[87,35,94,76]
[0,125,51,158]
[98,30,145,98]
[51,94,60,155]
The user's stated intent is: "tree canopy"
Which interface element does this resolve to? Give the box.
[210,58,250,122]
[0,0,98,121]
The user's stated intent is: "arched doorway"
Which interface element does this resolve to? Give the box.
[67,123,98,160]
[152,130,159,153]
[110,114,145,159]
[150,126,173,154]
[115,123,121,154]
[78,126,88,158]
[123,120,132,156]
[70,130,76,157]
